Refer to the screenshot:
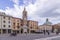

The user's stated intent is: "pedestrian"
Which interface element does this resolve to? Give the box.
[47,31,50,35]
[43,30,45,35]
[56,30,59,35]
[46,30,50,35]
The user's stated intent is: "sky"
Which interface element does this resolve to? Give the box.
[0,0,60,25]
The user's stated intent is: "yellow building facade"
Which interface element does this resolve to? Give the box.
[27,20,38,33]
[12,17,22,33]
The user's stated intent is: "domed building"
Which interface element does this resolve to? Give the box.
[43,18,52,31]
[39,18,52,32]
[43,18,52,25]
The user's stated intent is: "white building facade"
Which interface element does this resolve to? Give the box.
[0,12,13,34]
[39,18,52,33]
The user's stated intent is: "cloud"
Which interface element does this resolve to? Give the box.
[4,5,24,18]
[0,0,60,25]
[10,0,19,5]
[29,0,60,25]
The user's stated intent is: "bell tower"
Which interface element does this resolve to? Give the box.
[22,7,28,33]
[23,7,27,25]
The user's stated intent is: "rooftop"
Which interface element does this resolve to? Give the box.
[43,18,52,25]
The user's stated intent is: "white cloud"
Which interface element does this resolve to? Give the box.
[10,0,19,5]
[0,0,60,25]
[4,5,24,18]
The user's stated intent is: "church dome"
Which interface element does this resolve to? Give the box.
[43,18,52,25]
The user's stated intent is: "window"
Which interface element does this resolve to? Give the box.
[3,21,6,23]
[3,25,6,27]
[13,27,15,29]
[17,26,19,29]
[27,24,28,26]
[8,17,10,20]
[13,23,15,25]
[8,29,11,33]
[17,23,19,26]
[8,21,10,23]
[30,27,33,29]
[17,31,19,33]
[17,20,19,22]
[9,25,10,27]
[3,29,6,33]
[3,16,5,19]
[21,24,23,26]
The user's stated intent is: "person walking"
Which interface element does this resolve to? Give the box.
[43,30,46,35]
[46,30,50,35]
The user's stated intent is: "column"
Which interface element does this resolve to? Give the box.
[1,29,2,34]
[6,29,8,34]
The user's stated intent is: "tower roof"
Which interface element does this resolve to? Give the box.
[23,7,26,11]
[23,7,27,13]
[24,7,26,11]
[43,18,52,25]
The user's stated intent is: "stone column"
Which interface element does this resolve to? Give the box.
[6,29,8,34]
[1,29,2,34]
[29,28,30,34]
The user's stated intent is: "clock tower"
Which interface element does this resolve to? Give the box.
[23,7,27,25]
[22,7,28,33]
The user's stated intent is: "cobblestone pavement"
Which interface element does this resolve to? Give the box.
[0,33,60,40]
[35,35,60,40]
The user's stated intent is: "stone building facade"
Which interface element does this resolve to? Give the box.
[52,23,60,33]
[0,8,38,34]
[27,20,38,33]
[39,18,52,32]
[12,17,22,33]
[0,12,13,34]
[22,8,28,33]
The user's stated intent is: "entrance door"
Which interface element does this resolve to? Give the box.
[0,29,1,34]
[21,28,23,33]
[3,29,6,34]
[17,31,19,33]
[13,30,16,33]
[8,29,11,33]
